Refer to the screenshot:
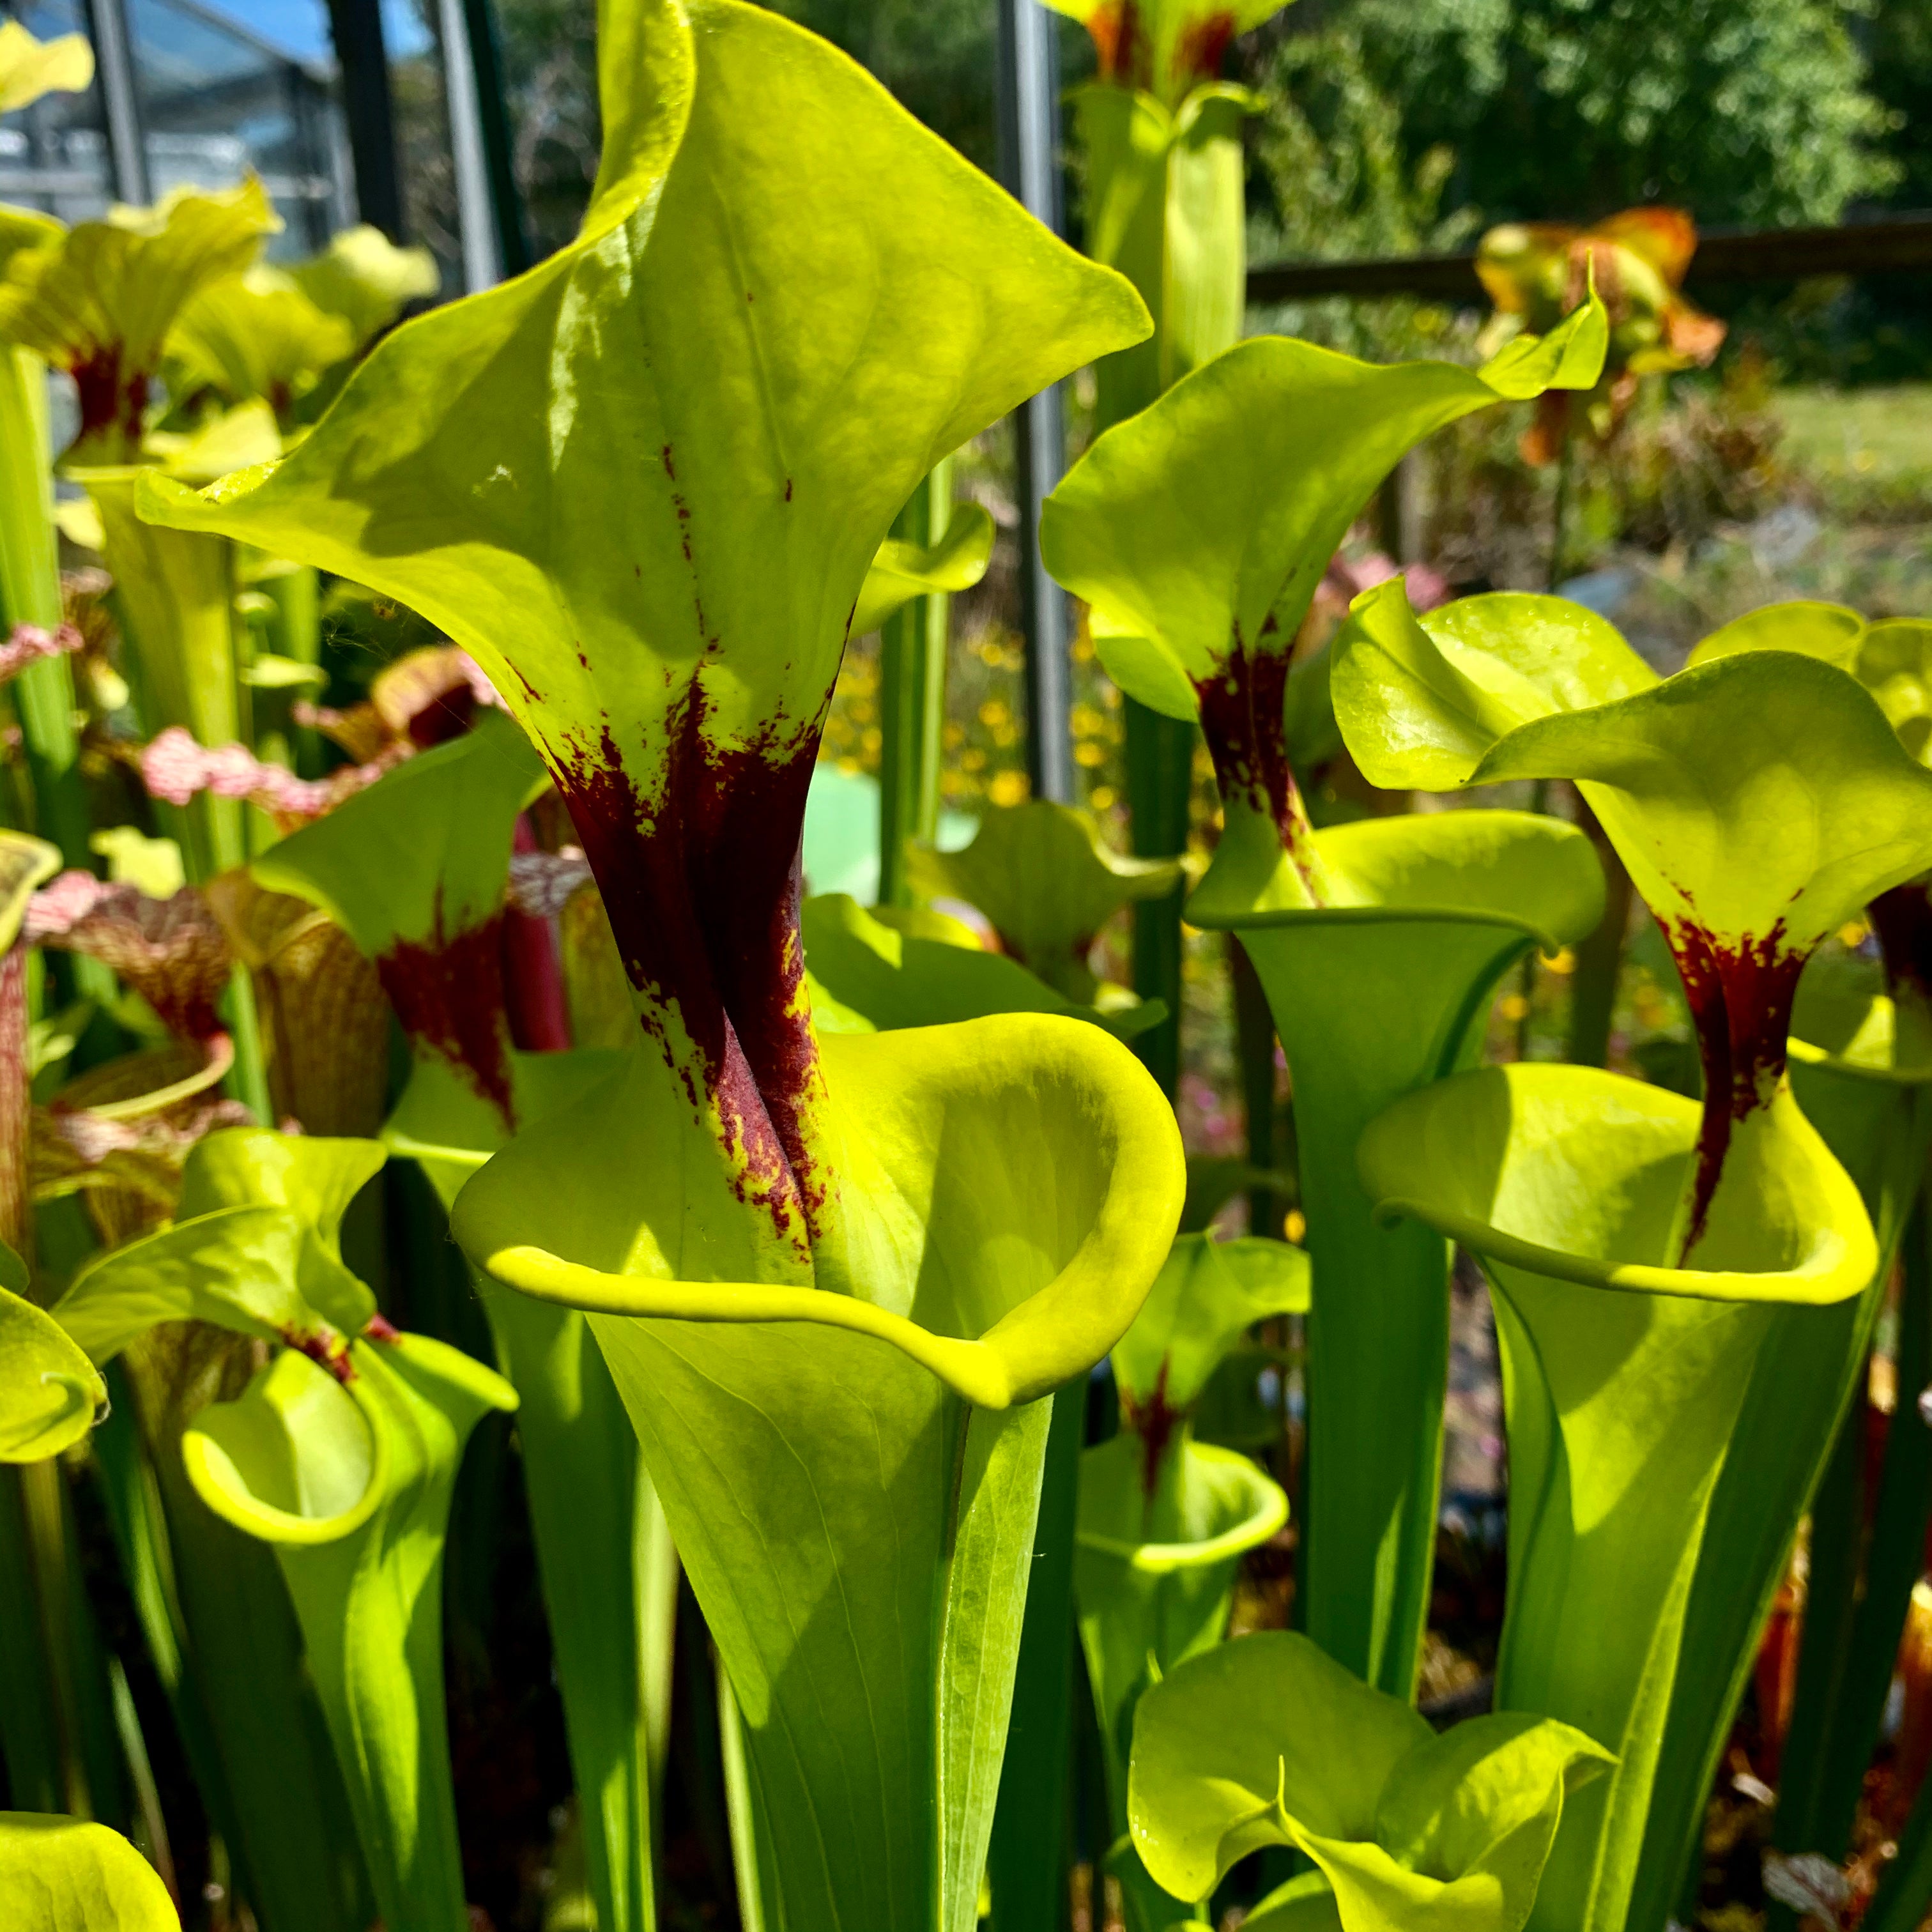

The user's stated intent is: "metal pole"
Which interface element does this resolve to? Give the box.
[324,0,406,239]
[996,0,1073,806]
[438,0,502,293]
[988,24,1080,1932]
[461,0,531,277]
[83,0,148,205]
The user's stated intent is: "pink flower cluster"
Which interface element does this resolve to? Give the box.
[22,868,120,942]
[140,726,408,822]
[0,622,83,683]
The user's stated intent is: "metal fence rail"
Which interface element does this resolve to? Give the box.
[1247,213,1932,306]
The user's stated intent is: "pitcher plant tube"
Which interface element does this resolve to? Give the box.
[51,1127,512,1932]
[906,799,1181,1006]
[1075,1232,1305,1931]
[1338,583,1932,1932]
[1050,0,1295,1103]
[1655,601,1932,1916]
[138,5,1183,1928]
[1040,305,1607,1700]
[250,716,665,1932]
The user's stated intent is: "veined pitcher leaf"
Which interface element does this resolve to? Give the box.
[1075,1232,1302,1929]
[0,20,93,112]
[166,268,355,424]
[0,1813,179,1930]
[1077,1427,1289,1932]
[1127,1630,1610,1927]
[1047,315,1609,1700]
[1634,944,1932,1932]
[252,710,663,1932]
[143,8,1172,1927]
[289,225,440,349]
[0,1271,105,1461]
[0,180,279,462]
[853,500,995,637]
[184,1326,515,1932]
[450,995,1181,1932]
[1358,1061,1876,1932]
[907,800,1182,1000]
[801,891,1165,1042]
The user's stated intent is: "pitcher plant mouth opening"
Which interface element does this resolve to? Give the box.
[1361,1064,1876,1308]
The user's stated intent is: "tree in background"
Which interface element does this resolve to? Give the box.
[1869,0,1932,210]
[1312,0,1897,229]
[481,0,1910,260]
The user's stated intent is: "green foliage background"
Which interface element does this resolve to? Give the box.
[1287,0,1898,229]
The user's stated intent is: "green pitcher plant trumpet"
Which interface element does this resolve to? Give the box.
[247,715,664,1932]
[1128,1630,1613,1932]
[1053,0,1297,1114]
[1640,943,1932,1929]
[1637,599,1932,1919]
[0,1811,180,1931]
[906,799,1183,1004]
[1337,583,1932,1932]
[286,224,441,352]
[1075,1232,1305,1932]
[0,20,93,113]
[800,891,1167,1042]
[137,5,1181,1928]
[51,1126,510,1932]
[0,180,279,466]
[0,1238,103,1464]
[1041,308,1608,1702]
[1047,0,1288,415]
